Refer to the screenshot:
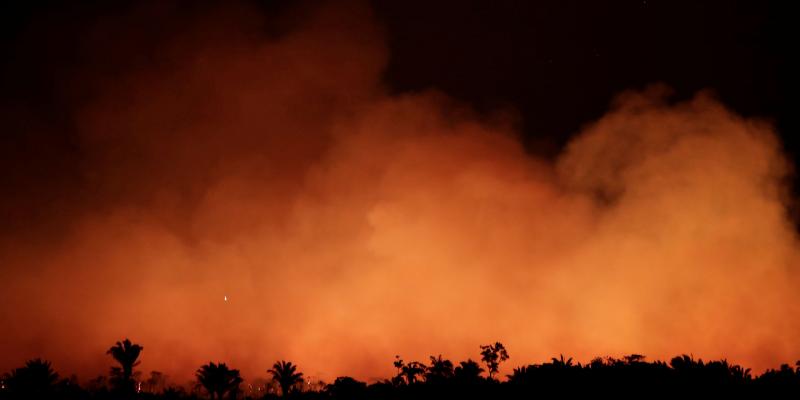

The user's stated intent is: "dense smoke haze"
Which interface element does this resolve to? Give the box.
[1,0,798,384]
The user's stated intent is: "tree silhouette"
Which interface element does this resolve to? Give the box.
[729,364,752,383]
[623,354,645,364]
[162,386,188,400]
[390,356,403,386]
[196,362,242,400]
[268,360,304,397]
[479,342,509,379]
[391,356,426,385]
[507,365,530,383]
[402,361,427,384]
[551,354,574,368]
[107,338,143,394]
[325,376,367,399]
[146,370,166,393]
[588,357,605,369]
[6,343,800,398]
[670,354,701,371]
[3,358,59,397]
[425,355,454,383]
[454,359,485,383]
[392,356,405,386]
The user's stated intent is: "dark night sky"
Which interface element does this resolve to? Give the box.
[1,0,793,153]
[376,1,793,157]
[1,1,795,231]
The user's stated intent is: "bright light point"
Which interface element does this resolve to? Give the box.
[223,295,228,302]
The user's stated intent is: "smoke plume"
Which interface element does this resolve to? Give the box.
[1,0,798,383]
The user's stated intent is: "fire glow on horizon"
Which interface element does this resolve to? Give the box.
[0,0,798,384]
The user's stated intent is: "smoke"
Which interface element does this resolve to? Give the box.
[1,0,798,384]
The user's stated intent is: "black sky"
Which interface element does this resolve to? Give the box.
[0,0,795,210]
[375,0,793,156]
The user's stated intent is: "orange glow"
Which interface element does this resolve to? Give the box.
[0,1,798,385]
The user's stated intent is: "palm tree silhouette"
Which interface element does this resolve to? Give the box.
[551,354,574,368]
[268,360,304,397]
[729,364,752,383]
[106,338,143,393]
[196,362,242,400]
[402,361,426,384]
[425,355,454,383]
[3,358,59,396]
[506,365,530,383]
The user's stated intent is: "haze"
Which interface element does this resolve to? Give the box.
[1,1,798,384]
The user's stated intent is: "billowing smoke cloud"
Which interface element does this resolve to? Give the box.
[1,0,798,385]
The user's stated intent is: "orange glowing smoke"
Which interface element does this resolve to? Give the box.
[0,0,798,385]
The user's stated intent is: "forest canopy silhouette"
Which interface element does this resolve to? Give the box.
[0,0,798,392]
[2,339,799,399]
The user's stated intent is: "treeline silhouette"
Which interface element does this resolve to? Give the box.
[1,339,799,399]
